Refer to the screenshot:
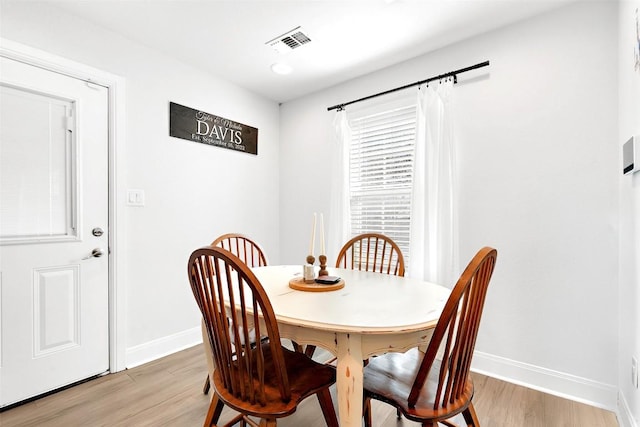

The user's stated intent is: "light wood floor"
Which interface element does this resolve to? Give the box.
[0,344,619,427]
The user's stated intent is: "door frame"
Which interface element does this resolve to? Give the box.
[0,38,127,373]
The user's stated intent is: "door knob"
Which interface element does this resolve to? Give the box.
[82,248,105,260]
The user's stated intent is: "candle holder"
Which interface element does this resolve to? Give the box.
[318,255,328,276]
[304,255,316,284]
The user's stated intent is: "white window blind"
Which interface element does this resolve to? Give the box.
[0,85,77,243]
[348,98,416,266]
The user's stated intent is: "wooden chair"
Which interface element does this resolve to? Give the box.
[212,233,268,268]
[362,247,497,427]
[203,233,269,394]
[188,246,339,427]
[303,233,406,360]
[335,233,405,276]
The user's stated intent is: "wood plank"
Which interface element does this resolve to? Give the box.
[0,345,618,426]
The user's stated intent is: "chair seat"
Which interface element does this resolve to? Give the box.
[214,342,337,418]
[363,348,474,423]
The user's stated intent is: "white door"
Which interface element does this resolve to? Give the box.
[0,56,109,408]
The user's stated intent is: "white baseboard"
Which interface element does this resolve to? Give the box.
[125,326,202,369]
[472,351,618,412]
[124,333,631,422]
[618,390,639,427]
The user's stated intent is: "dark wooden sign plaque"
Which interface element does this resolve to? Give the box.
[169,102,258,155]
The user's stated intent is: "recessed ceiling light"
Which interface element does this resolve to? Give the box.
[271,62,293,75]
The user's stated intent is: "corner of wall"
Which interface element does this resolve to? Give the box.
[618,388,639,427]
[618,1,640,426]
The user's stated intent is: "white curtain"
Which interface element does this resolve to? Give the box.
[408,78,459,286]
[328,110,352,259]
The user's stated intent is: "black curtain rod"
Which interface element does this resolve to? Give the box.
[327,60,490,112]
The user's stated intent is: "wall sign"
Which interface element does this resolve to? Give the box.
[169,102,258,155]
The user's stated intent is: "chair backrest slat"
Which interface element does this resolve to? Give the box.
[407,247,497,410]
[188,246,290,407]
[336,233,405,277]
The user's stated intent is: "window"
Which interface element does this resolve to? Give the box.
[0,84,78,244]
[347,96,416,266]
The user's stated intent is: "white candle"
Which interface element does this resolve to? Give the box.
[309,213,317,256]
[320,213,325,255]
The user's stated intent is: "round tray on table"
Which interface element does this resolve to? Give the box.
[288,277,345,292]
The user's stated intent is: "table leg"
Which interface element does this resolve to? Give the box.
[335,333,363,427]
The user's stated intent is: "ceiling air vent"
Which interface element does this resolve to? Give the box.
[266,27,311,54]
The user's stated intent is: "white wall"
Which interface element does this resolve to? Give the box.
[0,2,281,365]
[280,1,620,409]
[618,1,640,425]
[2,0,632,416]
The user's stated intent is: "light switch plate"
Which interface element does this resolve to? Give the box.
[127,189,145,207]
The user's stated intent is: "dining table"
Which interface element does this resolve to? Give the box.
[250,265,451,427]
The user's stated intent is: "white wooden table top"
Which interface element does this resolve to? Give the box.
[252,265,451,334]
[248,265,452,427]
